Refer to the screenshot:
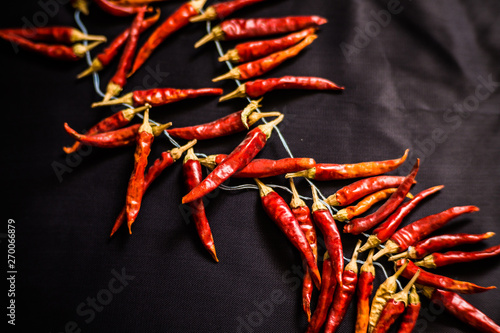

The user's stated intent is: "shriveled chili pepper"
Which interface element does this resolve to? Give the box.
[219,76,343,102]
[334,188,399,222]
[213,34,317,82]
[94,0,150,16]
[396,285,420,333]
[359,185,444,253]
[306,252,337,333]
[77,8,161,79]
[371,270,421,333]
[183,148,218,262]
[368,260,409,333]
[71,0,90,15]
[355,249,375,333]
[190,0,266,22]
[415,244,500,269]
[0,26,105,43]
[420,286,500,333]
[254,179,321,288]
[194,15,327,48]
[396,259,495,294]
[344,159,419,235]
[91,87,223,108]
[325,176,408,207]
[323,240,361,333]
[129,0,206,76]
[389,232,495,261]
[289,178,317,322]
[310,186,343,287]
[373,206,480,261]
[287,150,409,181]
[181,114,284,204]
[218,28,316,63]
[110,140,197,237]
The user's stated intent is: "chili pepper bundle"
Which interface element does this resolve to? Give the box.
[0,27,106,44]
[355,249,375,333]
[420,286,500,333]
[195,15,327,48]
[190,0,266,22]
[213,34,317,82]
[181,114,284,204]
[344,159,419,235]
[94,0,152,16]
[414,244,500,269]
[359,185,444,253]
[323,240,361,333]
[334,188,399,222]
[91,87,223,108]
[396,285,420,333]
[218,28,316,63]
[71,0,90,15]
[254,179,321,288]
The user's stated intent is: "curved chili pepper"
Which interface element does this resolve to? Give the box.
[195,15,327,48]
[213,34,317,82]
[0,27,105,43]
[360,185,444,253]
[396,259,495,294]
[323,240,361,333]
[310,186,343,287]
[373,206,480,261]
[91,87,223,108]
[325,176,408,207]
[254,179,321,288]
[94,0,150,16]
[355,249,375,333]
[181,114,284,204]
[334,188,399,222]
[415,244,500,269]
[218,28,316,63]
[421,286,500,333]
[129,0,206,76]
[344,159,419,235]
[190,0,266,22]
[219,76,343,102]
[389,232,495,261]
[110,140,197,237]
[288,150,409,181]
[396,285,420,333]
[71,0,90,15]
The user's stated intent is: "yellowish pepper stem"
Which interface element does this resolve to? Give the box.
[171,140,198,161]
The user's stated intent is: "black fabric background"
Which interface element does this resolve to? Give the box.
[1,1,499,332]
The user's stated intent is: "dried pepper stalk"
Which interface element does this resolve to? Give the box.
[71,0,90,15]
[355,249,375,333]
[334,188,399,222]
[0,26,105,43]
[396,285,420,333]
[415,244,500,269]
[94,0,151,16]
[190,0,266,22]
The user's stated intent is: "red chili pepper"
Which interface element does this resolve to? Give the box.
[91,87,223,108]
[218,28,316,63]
[311,186,343,287]
[190,0,266,22]
[110,140,197,237]
[396,259,495,294]
[0,26,105,44]
[181,114,284,204]
[213,34,317,82]
[129,0,206,76]
[334,188,400,222]
[254,179,321,288]
[344,159,419,235]
[71,0,90,15]
[219,76,343,101]
[94,0,150,16]
[323,240,361,333]
[373,206,480,260]
[355,249,375,333]
[195,15,327,48]
[396,285,420,333]
[415,244,500,269]
[360,185,444,253]
[421,286,500,333]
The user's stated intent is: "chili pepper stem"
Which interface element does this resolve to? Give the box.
[194,25,224,48]
[218,49,239,62]
[152,122,173,136]
[359,235,382,253]
[240,97,264,128]
[373,240,400,261]
[254,178,274,197]
[311,185,327,212]
[289,178,306,208]
[219,84,246,102]
[257,113,284,139]
[92,92,134,107]
[172,139,197,161]
[286,167,315,179]
[139,108,152,134]
[73,41,104,58]
[122,104,151,121]
[414,256,436,269]
[333,209,350,222]
[212,68,241,82]
[73,0,90,15]
[189,6,216,22]
[70,29,107,43]
[346,239,362,271]
[325,193,340,206]
[77,58,104,79]
[392,270,421,305]
[103,82,124,102]
[388,251,409,262]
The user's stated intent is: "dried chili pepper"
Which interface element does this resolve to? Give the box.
[254,179,321,288]
[371,270,421,333]
[183,148,218,261]
[181,114,284,204]
[91,87,223,108]
[311,186,343,287]
[218,28,316,63]
[373,206,480,261]
[287,150,409,181]
[190,0,266,22]
[0,27,105,43]
[94,0,150,16]
[389,232,495,261]
[325,176,408,207]
[420,286,500,333]
[71,0,90,15]
[396,259,495,294]
[110,140,197,237]
[415,244,500,269]
[195,15,327,48]
[220,76,343,101]
[359,185,444,253]
[396,285,420,333]
[129,0,206,76]
[355,249,375,333]
[334,188,399,222]
[323,240,361,333]
[344,159,419,235]
[213,34,317,82]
